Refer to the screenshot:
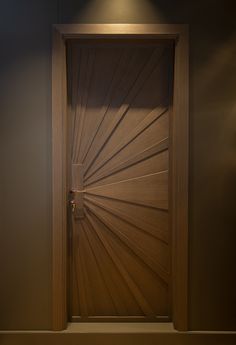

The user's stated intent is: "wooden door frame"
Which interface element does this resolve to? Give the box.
[52,24,189,331]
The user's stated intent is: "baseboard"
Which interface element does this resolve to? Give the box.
[0,323,236,345]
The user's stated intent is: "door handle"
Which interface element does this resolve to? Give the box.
[68,190,84,219]
[69,199,76,213]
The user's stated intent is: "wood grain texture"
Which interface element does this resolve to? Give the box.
[84,200,169,283]
[84,137,169,187]
[67,40,172,322]
[52,24,188,331]
[171,28,189,331]
[86,171,169,210]
[52,27,67,330]
[55,23,187,39]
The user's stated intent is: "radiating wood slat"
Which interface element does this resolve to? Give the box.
[83,217,142,315]
[88,48,171,179]
[72,49,95,163]
[86,171,168,210]
[84,200,169,283]
[84,107,168,181]
[80,48,133,164]
[89,111,169,185]
[81,220,118,315]
[85,137,169,187]
[85,210,156,316]
[83,47,165,175]
[84,194,169,243]
[79,220,116,315]
[75,222,92,315]
[86,209,169,316]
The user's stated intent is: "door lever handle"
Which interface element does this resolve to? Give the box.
[68,190,84,219]
[68,190,76,213]
[70,199,76,213]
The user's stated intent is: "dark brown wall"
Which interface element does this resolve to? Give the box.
[0,0,235,331]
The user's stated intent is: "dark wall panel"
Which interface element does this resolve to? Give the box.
[0,0,58,330]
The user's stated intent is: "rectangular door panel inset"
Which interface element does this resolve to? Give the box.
[67,39,174,322]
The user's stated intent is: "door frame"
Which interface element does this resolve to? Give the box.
[52,24,189,331]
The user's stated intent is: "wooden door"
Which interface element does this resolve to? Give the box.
[67,39,174,322]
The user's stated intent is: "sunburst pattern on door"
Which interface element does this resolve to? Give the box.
[67,40,173,321]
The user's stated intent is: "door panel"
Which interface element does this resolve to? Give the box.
[67,40,174,321]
